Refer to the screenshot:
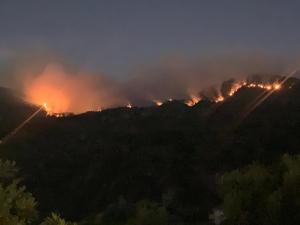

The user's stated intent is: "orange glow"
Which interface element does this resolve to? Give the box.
[185,95,201,107]
[23,64,128,114]
[215,95,224,103]
[24,64,284,114]
[43,102,52,115]
[216,80,282,102]
[228,82,243,96]
[273,83,281,90]
[153,100,163,106]
[265,85,272,90]
[27,84,70,114]
[248,83,257,88]
[245,81,282,91]
[24,65,71,114]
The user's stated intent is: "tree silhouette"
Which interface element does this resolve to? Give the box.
[219,154,300,225]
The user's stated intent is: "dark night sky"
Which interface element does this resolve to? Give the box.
[1,0,300,77]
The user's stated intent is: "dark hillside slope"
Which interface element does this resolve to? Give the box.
[0,77,300,222]
[0,87,42,138]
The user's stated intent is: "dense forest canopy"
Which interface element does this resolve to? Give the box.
[0,75,300,224]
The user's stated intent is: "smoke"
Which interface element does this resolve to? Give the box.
[22,64,127,113]
[0,51,294,113]
[124,53,288,104]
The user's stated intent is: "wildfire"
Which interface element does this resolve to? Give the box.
[54,113,64,118]
[43,102,52,115]
[246,82,281,91]
[273,83,281,90]
[225,80,283,100]
[26,64,285,114]
[261,84,272,91]
[215,95,224,103]
[183,80,283,106]
[42,102,67,117]
[153,100,163,106]
[185,95,201,107]
[228,82,243,96]
[24,63,130,115]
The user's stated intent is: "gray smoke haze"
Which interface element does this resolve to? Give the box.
[0,51,295,113]
[124,53,288,104]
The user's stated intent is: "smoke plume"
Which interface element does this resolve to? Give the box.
[0,52,294,113]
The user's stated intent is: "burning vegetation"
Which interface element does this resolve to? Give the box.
[185,95,202,107]
[20,62,286,115]
[153,99,163,106]
[37,77,284,114]
[23,64,128,115]
[182,78,282,107]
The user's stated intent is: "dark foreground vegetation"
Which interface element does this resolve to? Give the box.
[0,76,300,225]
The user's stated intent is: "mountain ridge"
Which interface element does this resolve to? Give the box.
[0,77,300,222]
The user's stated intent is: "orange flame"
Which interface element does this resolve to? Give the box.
[43,102,52,115]
[23,64,128,114]
[273,83,281,90]
[226,80,282,99]
[228,82,243,96]
[153,100,163,106]
[215,95,224,103]
[185,95,201,107]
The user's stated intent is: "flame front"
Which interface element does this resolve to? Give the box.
[245,82,281,91]
[185,80,283,106]
[273,83,281,90]
[228,82,243,96]
[185,95,201,107]
[25,65,284,114]
[226,80,282,98]
[215,95,224,103]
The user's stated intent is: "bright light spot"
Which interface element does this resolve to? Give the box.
[273,83,281,90]
[246,82,282,91]
[215,95,224,103]
[153,100,163,106]
[42,102,53,115]
[265,85,272,90]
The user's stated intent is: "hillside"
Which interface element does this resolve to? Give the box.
[0,77,300,223]
[0,87,42,138]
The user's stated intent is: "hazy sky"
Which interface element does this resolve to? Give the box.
[1,0,300,77]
